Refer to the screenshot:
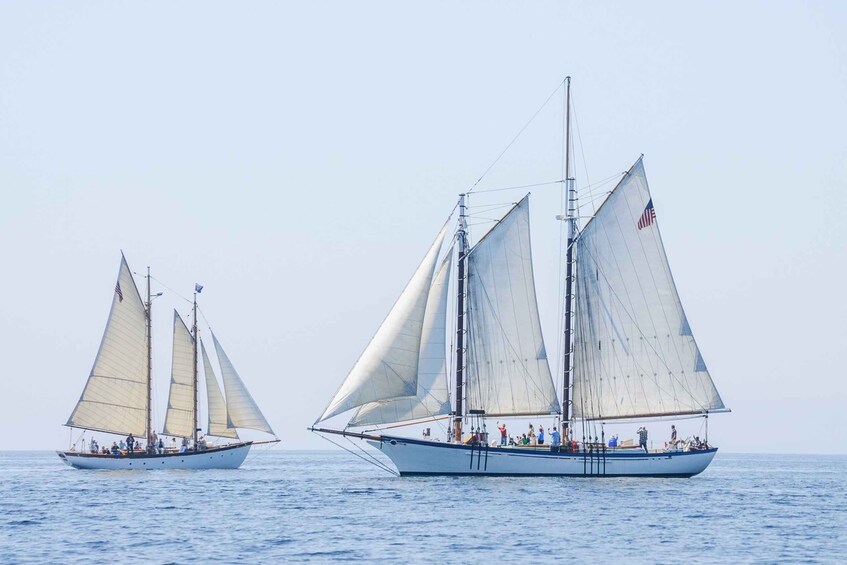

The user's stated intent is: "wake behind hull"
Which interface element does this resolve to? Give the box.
[57,442,252,470]
[371,435,717,477]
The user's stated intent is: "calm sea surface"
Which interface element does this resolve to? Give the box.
[0,450,844,563]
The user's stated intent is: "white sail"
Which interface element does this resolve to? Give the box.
[213,332,275,435]
[571,158,725,420]
[351,250,453,426]
[66,256,149,436]
[318,224,449,423]
[162,311,196,439]
[465,197,560,416]
[202,339,238,439]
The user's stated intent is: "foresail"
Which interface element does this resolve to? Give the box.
[465,197,560,417]
[350,249,453,426]
[213,332,274,435]
[66,256,149,436]
[162,312,196,438]
[201,339,238,439]
[571,158,725,420]
[318,223,449,423]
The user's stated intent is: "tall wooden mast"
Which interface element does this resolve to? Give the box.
[146,266,153,450]
[192,291,199,448]
[562,76,576,439]
[453,193,468,443]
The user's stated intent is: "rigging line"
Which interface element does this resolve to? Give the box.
[471,180,564,194]
[467,80,565,194]
[148,276,194,306]
[315,432,397,476]
[344,435,400,476]
[468,202,523,211]
[570,93,595,215]
[467,216,508,224]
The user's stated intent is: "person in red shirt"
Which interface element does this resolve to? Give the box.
[497,422,508,446]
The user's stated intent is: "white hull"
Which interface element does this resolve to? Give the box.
[370,435,717,477]
[57,442,252,470]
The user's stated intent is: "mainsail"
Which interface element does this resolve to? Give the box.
[571,158,725,420]
[213,332,275,435]
[202,339,238,439]
[465,196,560,417]
[350,251,453,426]
[318,224,449,423]
[162,312,196,438]
[66,256,149,436]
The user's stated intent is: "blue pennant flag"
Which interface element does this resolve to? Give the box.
[195,283,203,294]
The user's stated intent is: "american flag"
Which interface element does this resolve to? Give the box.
[637,199,656,230]
[115,280,124,302]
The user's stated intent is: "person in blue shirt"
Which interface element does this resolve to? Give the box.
[538,426,545,445]
[550,427,561,452]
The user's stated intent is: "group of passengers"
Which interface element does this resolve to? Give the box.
[464,422,710,454]
[87,432,210,456]
[495,422,573,452]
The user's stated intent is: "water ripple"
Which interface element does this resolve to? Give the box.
[0,451,844,563]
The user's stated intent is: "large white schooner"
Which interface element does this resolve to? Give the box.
[58,255,278,470]
[312,78,729,477]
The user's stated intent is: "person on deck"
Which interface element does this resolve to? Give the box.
[157,438,164,454]
[670,425,678,446]
[90,439,98,454]
[638,427,649,453]
[126,433,135,454]
[497,422,507,446]
[538,426,545,445]
[551,427,561,452]
[111,442,119,455]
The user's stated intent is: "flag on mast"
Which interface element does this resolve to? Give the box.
[195,283,203,293]
[115,281,123,302]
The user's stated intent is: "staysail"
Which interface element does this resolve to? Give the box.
[213,332,275,435]
[350,250,453,426]
[318,223,449,423]
[66,256,149,436]
[465,196,560,417]
[162,311,196,439]
[202,339,238,439]
[571,158,725,420]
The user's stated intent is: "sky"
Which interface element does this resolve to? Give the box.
[1,1,845,454]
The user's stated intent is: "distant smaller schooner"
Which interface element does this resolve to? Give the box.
[312,78,729,477]
[58,255,278,470]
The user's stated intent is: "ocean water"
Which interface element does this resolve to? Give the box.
[0,450,844,563]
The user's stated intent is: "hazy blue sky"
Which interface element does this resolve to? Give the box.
[1,2,844,453]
